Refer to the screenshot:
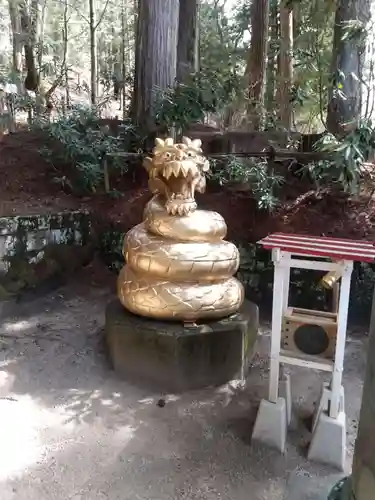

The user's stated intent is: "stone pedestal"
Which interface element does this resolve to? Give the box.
[105,299,259,392]
[252,398,288,453]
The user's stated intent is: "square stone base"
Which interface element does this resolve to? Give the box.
[308,410,346,471]
[252,398,288,453]
[105,299,259,393]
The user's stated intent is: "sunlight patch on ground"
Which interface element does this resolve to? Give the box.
[0,393,138,493]
[0,368,15,396]
[61,388,137,425]
[2,318,38,334]
[0,395,66,480]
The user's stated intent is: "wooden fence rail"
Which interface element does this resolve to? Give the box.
[103,148,332,193]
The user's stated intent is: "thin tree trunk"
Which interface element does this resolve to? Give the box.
[89,0,97,105]
[38,0,69,118]
[130,0,139,119]
[177,0,198,82]
[30,0,40,46]
[245,0,269,130]
[8,0,24,93]
[326,0,371,137]
[121,0,127,119]
[37,0,47,72]
[265,0,278,114]
[19,0,38,92]
[63,0,70,110]
[132,0,179,134]
[278,2,293,130]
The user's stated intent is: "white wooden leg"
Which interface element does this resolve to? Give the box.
[329,262,353,418]
[269,258,285,403]
[282,259,290,313]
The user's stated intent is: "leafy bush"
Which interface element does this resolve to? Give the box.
[313,120,375,192]
[350,262,375,322]
[153,69,243,132]
[35,105,135,192]
[209,155,284,211]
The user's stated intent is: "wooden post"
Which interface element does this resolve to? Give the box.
[103,156,110,193]
[329,261,352,418]
[349,286,375,499]
[329,285,375,498]
[268,248,285,403]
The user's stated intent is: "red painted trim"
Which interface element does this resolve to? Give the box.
[263,232,374,247]
[261,238,375,255]
[261,243,375,262]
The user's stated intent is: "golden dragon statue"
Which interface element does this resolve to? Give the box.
[117,136,244,321]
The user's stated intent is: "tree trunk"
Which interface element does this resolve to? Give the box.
[63,0,70,110]
[30,0,40,46]
[19,0,39,93]
[278,2,293,130]
[8,0,24,93]
[37,0,47,72]
[245,0,269,130]
[121,0,127,119]
[132,0,179,133]
[177,0,198,82]
[327,0,371,137]
[349,287,375,499]
[265,0,278,114]
[89,0,97,105]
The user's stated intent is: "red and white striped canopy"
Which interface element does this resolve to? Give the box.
[258,232,375,262]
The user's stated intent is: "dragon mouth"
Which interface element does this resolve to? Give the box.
[156,160,199,216]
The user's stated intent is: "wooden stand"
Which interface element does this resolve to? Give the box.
[251,233,375,470]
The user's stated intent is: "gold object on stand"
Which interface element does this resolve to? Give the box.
[320,269,342,290]
[117,137,244,321]
[320,266,342,313]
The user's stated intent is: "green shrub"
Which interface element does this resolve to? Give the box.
[313,120,375,192]
[35,105,136,193]
[209,155,284,211]
[153,69,242,132]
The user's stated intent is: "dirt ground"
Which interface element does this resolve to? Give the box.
[0,263,367,500]
[0,128,371,499]
[2,130,375,243]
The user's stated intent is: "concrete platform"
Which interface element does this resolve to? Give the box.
[105,298,259,392]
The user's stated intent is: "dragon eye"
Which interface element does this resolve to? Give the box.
[164,152,172,159]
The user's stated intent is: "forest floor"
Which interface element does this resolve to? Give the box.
[1,129,375,243]
[0,265,367,499]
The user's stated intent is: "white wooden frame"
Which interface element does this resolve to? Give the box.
[268,248,353,419]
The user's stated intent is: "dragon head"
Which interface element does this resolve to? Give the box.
[143,136,210,216]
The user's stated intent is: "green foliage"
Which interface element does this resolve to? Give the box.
[209,156,284,211]
[341,19,367,44]
[291,0,336,130]
[153,69,242,131]
[151,0,250,131]
[313,120,375,192]
[99,228,124,272]
[327,477,351,500]
[350,262,375,319]
[35,105,134,192]
[199,1,249,76]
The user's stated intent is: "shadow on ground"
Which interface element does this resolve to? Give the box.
[0,283,367,500]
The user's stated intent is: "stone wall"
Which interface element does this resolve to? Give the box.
[0,211,94,299]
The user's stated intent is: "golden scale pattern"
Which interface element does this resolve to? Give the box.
[117,137,244,321]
